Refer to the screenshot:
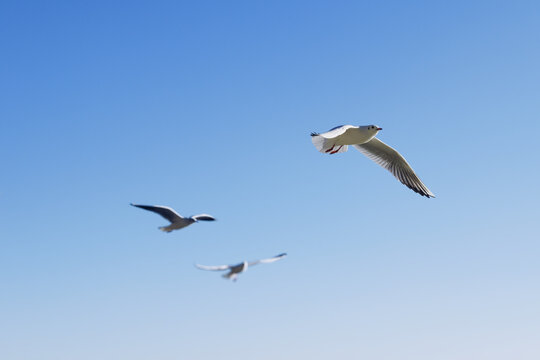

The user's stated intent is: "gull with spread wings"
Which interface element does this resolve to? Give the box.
[311,125,435,198]
[130,203,216,232]
[196,253,287,281]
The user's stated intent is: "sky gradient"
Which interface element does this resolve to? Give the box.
[1,1,540,359]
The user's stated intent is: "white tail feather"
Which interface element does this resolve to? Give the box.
[311,134,327,152]
[311,135,348,154]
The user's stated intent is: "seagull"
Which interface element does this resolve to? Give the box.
[130,203,216,232]
[195,253,287,281]
[311,125,435,198]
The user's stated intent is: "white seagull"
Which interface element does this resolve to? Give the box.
[195,253,287,281]
[311,125,435,198]
[130,203,216,232]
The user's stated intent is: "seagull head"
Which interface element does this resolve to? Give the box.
[362,125,382,133]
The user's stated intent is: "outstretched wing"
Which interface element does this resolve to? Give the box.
[192,214,216,221]
[130,203,184,222]
[311,125,355,154]
[353,138,435,198]
[195,263,230,271]
[249,253,287,266]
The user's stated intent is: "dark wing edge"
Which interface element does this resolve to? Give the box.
[249,252,288,266]
[130,203,184,222]
[192,214,216,221]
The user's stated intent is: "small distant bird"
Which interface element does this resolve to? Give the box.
[130,203,216,232]
[311,125,435,198]
[195,253,287,281]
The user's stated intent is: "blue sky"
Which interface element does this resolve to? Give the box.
[1,1,539,359]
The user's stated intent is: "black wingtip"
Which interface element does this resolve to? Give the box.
[310,132,319,137]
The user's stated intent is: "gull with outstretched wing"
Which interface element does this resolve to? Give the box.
[130,203,215,232]
[311,125,435,198]
[196,253,287,281]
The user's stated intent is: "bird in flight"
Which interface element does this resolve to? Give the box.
[311,125,435,198]
[130,203,216,232]
[195,253,287,281]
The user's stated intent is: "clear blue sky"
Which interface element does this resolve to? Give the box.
[1,1,539,359]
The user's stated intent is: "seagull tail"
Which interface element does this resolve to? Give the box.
[158,226,173,233]
[311,134,328,153]
[222,272,237,281]
[311,135,348,154]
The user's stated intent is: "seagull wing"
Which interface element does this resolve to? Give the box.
[195,263,230,271]
[311,125,355,154]
[353,138,435,198]
[249,253,287,266]
[130,204,184,223]
[191,214,216,221]
[311,125,356,139]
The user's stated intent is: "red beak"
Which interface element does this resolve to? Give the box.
[377,127,383,130]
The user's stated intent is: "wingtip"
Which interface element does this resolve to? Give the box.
[310,132,319,137]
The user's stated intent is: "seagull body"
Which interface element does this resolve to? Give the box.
[196,253,287,281]
[130,203,216,232]
[311,125,435,198]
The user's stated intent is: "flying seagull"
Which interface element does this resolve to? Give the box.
[311,125,435,198]
[130,203,216,232]
[195,253,287,281]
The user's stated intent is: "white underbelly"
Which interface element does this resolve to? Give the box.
[336,130,373,145]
